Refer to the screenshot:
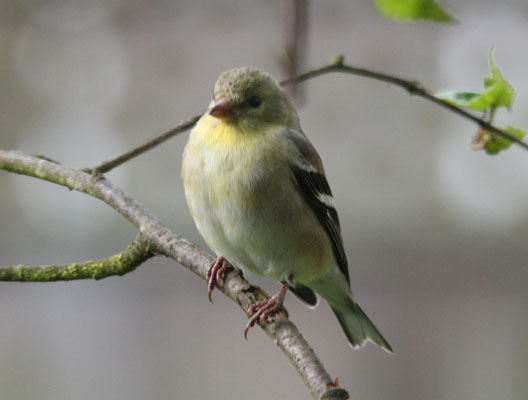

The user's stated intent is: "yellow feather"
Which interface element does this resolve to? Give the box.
[182,112,334,284]
[194,114,254,147]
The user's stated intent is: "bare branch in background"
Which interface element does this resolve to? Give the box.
[283,0,309,103]
[91,115,201,174]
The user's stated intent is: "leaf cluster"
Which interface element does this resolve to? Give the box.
[436,50,526,154]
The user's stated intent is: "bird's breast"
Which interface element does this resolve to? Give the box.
[182,115,334,283]
[184,115,286,207]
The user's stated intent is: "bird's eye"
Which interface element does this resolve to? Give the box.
[248,96,262,108]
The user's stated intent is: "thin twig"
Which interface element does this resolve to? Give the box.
[0,235,153,281]
[89,55,528,175]
[280,56,528,151]
[0,150,348,400]
[283,0,309,102]
[91,115,200,174]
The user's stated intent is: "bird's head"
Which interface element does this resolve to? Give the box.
[209,67,299,131]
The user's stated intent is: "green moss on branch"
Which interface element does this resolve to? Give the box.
[0,236,153,282]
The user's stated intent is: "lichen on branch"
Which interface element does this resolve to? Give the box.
[0,235,153,282]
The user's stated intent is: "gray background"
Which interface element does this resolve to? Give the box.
[1,1,527,399]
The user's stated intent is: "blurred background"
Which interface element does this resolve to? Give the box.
[1,0,527,399]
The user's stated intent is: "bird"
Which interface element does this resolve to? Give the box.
[181,67,392,352]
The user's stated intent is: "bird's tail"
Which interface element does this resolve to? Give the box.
[332,303,393,353]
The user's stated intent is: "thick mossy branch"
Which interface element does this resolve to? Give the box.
[0,150,344,400]
[0,235,153,282]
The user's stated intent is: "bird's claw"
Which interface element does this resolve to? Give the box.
[207,256,231,303]
[244,283,288,339]
[327,377,340,388]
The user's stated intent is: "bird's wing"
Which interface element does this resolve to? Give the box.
[285,129,350,284]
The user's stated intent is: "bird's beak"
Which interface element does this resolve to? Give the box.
[209,98,234,120]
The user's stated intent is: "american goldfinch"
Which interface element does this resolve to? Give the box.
[182,67,392,352]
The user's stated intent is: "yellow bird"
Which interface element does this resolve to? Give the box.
[182,67,392,351]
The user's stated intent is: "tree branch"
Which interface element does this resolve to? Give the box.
[0,235,153,281]
[283,0,309,102]
[0,150,348,400]
[88,55,528,175]
[91,115,200,174]
[281,55,528,151]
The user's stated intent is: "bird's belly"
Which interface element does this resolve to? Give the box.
[182,127,334,284]
[186,169,333,284]
[229,208,334,284]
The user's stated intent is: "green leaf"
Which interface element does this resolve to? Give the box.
[373,0,453,22]
[483,49,514,109]
[435,91,481,107]
[482,125,526,155]
[436,49,515,112]
[463,50,514,111]
[505,125,526,141]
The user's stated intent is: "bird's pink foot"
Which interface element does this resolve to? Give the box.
[207,256,231,303]
[244,282,289,338]
[327,377,340,389]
